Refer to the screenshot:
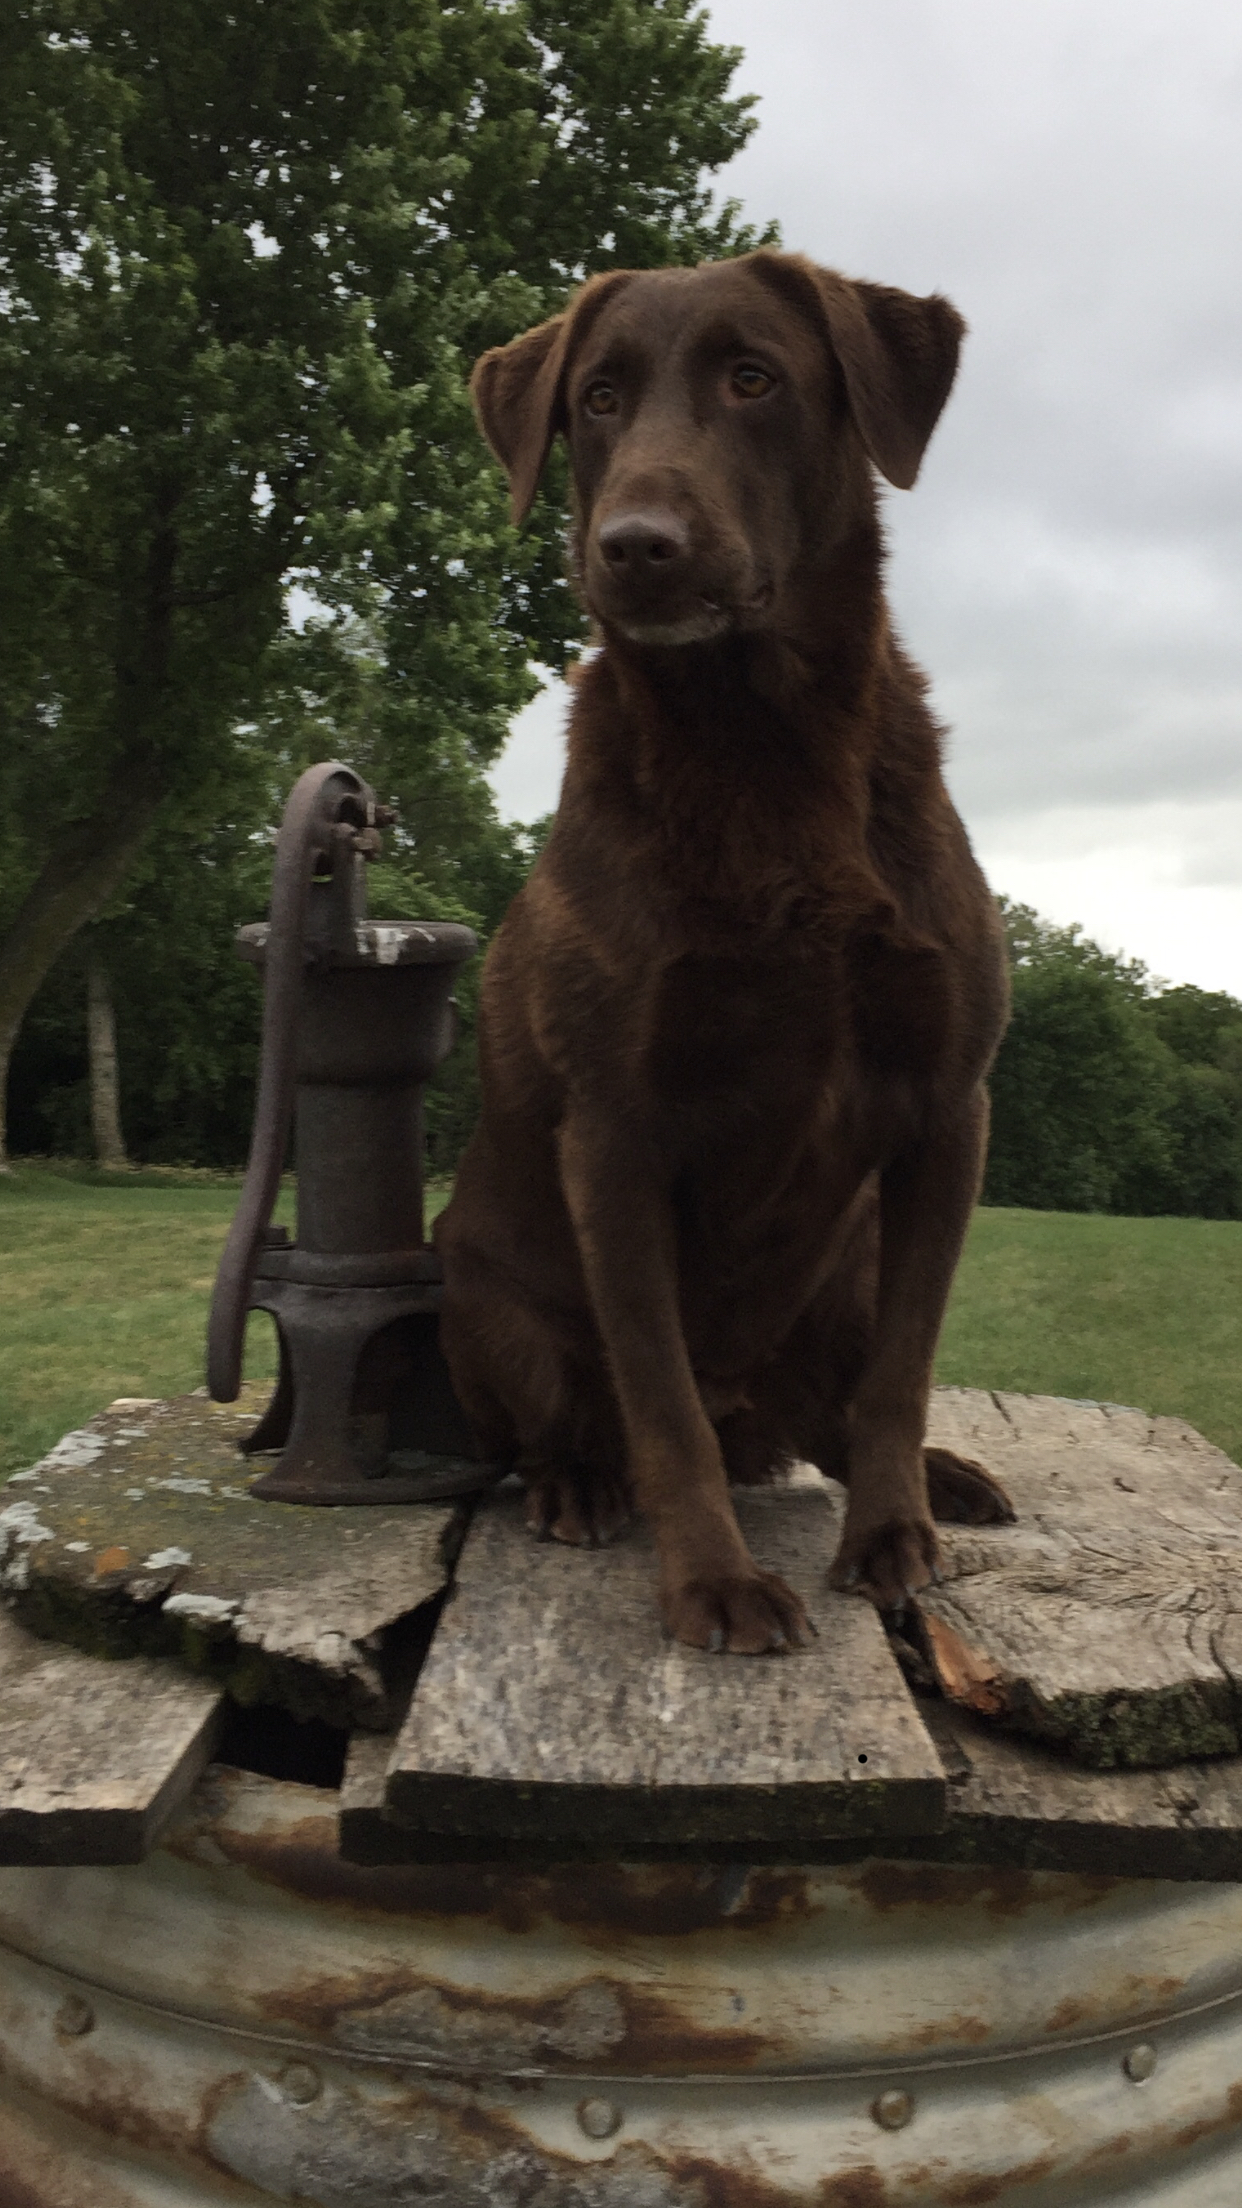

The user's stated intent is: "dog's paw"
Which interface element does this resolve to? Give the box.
[829,1517,941,1614]
[923,1446,1016,1526]
[662,1569,814,1655]
[522,1462,633,1548]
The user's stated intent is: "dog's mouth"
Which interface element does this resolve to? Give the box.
[612,583,774,649]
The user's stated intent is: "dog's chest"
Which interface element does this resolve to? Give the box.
[647,950,838,1101]
[646,934,945,1112]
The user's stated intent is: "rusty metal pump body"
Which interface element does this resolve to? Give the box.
[206,762,490,1504]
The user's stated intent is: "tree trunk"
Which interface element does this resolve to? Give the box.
[86,952,130,1169]
[0,773,163,1168]
[0,507,177,1170]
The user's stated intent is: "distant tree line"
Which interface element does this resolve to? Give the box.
[984,901,1242,1218]
[12,878,1242,1220]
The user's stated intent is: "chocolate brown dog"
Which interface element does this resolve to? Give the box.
[436,249,1013,1652]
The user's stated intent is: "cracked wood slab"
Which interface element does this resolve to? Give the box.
[921,1387,1242,1769]
[0,1390,464,1728]
[340,1700,1242,1879]
[909,1700,1242,1882]
[381,1482,946,1850]
[0,1608,221,1864]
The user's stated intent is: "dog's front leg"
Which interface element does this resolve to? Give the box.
[558,1110,811,1653]
[830,1085,990,1609]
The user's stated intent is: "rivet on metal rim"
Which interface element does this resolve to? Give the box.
[578,2096,623,2140]
[278,2061,323,2106]
[54,1995,95,2039]
[872,2088,914,2131]
[1124,2043,1158,2083]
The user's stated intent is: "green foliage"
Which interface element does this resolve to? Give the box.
[985,900,1242,1218]
[0,0,770,1148]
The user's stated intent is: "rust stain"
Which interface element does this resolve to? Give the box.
[232,2073,820,2206]
[856,1861,1035,1918]
[855,1859,1120,1918]
[1084,2132,1132,2165]
[93,1546,130,1577]
[33,2047,207,2165]
[922,1614,1007,1719]
[817,2172,891,2207]
[0,2178,54,2208]
[1172,2076,1242,2152]
[617,1985,771,2071]
[655,2146,837,2206]
[250,1954,772,2071]
[1042,1972,1184,2040]
[1123,1972,1185,2011]
[935,2158,1056,2206]
[188,1812,818,1938]
[902,2011,992,2049]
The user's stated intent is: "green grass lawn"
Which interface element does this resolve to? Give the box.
[938,1207,1242,1464]
[2,1161,1240,1478]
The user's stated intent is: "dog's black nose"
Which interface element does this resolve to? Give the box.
[597,510,690,571]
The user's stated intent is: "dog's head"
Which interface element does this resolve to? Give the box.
[471,252,964,651]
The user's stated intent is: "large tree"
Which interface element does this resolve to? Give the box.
[0,0,769,1160]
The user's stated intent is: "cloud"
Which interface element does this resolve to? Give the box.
[487,0,1242,990]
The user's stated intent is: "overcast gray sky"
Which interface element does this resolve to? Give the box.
[490,0,1242,994]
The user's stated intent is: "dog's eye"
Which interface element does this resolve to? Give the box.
[583,381,619,417]
[731,364,774,400]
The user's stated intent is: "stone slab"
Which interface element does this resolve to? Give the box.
[0,1390,464,1728]
[920,1388,1242,1768]
[381,1481,946,1849]
[0,1608,221,1864]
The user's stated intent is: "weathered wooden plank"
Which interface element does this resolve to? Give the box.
[0,1390,464,1727]
[914,1700,1242,1883]
[0,1609,221,1865]
[383,1482,945,1849]
[921,1387,1242,1769]
[341,1689,1242,1880]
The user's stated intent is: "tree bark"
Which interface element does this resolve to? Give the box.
[0,774,163,1167]
[86,951,130,1169]
[0,508,177,1170]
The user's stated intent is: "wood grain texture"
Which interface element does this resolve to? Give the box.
[0,1390,463,1726]
[342,1666,1242,1881]
[384,1481,945,1848]
[0,1609,221,1864]
[911,1699,1242,1882]
[922,1387,1242,1768]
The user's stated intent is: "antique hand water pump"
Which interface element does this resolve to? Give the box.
[207,761,494,1504]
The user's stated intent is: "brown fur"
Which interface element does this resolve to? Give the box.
[436,250,1012,1652]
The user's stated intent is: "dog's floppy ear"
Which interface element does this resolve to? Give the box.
[752,253,965,489]
[471,272,634,525]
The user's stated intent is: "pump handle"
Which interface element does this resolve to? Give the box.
[207,762,374,1401]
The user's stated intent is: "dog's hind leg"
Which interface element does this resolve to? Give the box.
[735,1247,1015,1529]
[439,1247,633,1549]
[521,1450,633,1548]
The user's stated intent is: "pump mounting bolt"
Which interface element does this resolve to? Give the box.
[278,2061,323,2106]
[578,2097,622,2140]
[1124,2043,1157,2083]
[55,1995,95,2039]
[872,2088,914,2131]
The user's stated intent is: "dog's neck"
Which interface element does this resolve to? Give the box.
[561,525,943,937]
